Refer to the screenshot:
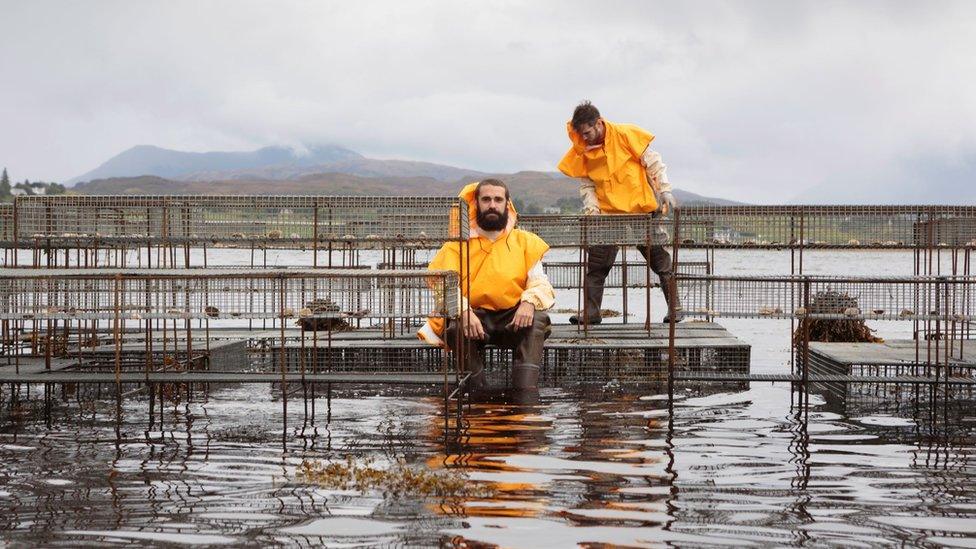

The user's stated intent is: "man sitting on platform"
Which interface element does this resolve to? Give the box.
[418,179,555,395]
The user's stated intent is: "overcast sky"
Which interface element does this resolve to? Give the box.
[2,1,975,202]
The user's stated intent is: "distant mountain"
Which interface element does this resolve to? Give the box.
[67,144,363,185]
[69,143,740,206]
[181,157,489,183]
[72,171,740,208]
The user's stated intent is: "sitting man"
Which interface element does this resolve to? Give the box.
[418,179,555,395]
[557,100,682,325]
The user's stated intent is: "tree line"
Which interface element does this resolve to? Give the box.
[0,168,66,201]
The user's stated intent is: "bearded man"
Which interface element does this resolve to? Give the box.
[418,179,554,394]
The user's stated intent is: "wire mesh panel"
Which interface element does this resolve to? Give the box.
[808,342,976,403]
[677,205,976,249]
[544,260,710,289]
[0,268,460,321]
[272,344,448,374]
[376,261,429,270]
[13,196,469,245]
[541,345,751,386]
[679,274,976,320]
[914,216,976,247]
[16,201,976,250]
[0,204,13,245]
[516,214,671,247]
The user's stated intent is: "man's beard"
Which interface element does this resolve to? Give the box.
[476,208,508,231]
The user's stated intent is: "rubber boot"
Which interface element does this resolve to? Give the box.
[467,367,487,393]
[659,273,684,324]
[510,363,541,405]
[465,346,488,395]
[512,363,540,390]
[569,313,602,326]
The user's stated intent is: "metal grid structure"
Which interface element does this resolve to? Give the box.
[5,203,976,251]
[0,266,467,433]
[257,323,751,385]
[673,205,976,249]
[516,214,671,247]
[5,198,976,430]
[0,204,12,243]
[9,195,469,245]
[271,343,446,375]
[375,258,712,290]
[807,342,976,406]
[677,274,976,321]
[543,345,751,386]
[544,259,710,289]
[514,205,976,249]
[0,268,459,321]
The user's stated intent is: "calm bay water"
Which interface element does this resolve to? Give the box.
[1,250,975,547]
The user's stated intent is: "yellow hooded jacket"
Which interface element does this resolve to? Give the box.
[557,118,659,214]
[417,182,554,346]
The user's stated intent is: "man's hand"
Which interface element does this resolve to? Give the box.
[463,309,486,340]
[508,301,536,330]
[659,191,677,214]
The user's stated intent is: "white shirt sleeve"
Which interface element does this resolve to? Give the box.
[520,259,555,310]
[640,146,672,194]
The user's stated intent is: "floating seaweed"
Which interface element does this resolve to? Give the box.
[296,457,495,499]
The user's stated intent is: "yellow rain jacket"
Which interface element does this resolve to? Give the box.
[418,182,554,347]
[557,118,659,214]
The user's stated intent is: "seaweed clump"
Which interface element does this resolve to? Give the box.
[793,290,883,344]
[296,457,494,499]
[296,298,350,332]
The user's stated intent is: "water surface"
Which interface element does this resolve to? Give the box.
[2,250,974,547]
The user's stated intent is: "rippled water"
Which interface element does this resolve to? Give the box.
[2,384,974,546]
[2,250,976,547]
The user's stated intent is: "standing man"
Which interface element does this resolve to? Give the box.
[418,179,555,396]
[557,101,682,325]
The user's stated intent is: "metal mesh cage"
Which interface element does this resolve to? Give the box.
[679,274,976,320]
[0,204,13,244]
[544,259,710,289]
[0,268,460,321]
[675,205,976,249]
[13,195,469,245]
[516,214,671,247]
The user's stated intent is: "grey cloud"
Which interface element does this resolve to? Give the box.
[1,1,975,204]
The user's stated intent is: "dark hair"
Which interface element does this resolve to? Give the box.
[571,100,601,131]
[475,178,509,201]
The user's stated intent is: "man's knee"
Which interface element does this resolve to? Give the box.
[588,245,618,266]
[531,311,551,338]
[648,245,673,275]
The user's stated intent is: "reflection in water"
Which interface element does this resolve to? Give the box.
[0,381,974,546]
